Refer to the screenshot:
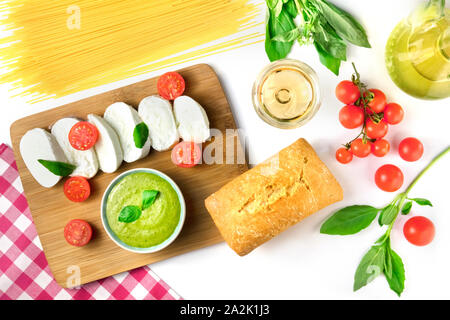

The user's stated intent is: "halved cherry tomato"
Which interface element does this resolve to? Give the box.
[375,164,404,192]
[371,139,390,157]
[365,119,388,139]
[68,122,99,151]
[339,105,364,129]
[64,176,91,202]
[64,219,92,247]
[157,72,186,100]
[399,137,423,162]
[403,216,435,246]
[364,89,386,113]
[336,80,360,105]
[350,138,371,158]
[171,141,202,168]
[336,147,353,164]
[383,103,404,125]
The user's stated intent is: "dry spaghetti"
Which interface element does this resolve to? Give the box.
[0,0,263,102]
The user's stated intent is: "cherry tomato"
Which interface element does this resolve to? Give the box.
[365,119,388,139]
[171,141,202,168]
[350,138,371,158]
[336,147,353,164]
[336,80,360,105]
[365,89,386,113]
[68,122,99,151]
[64,176,91,202]
[157,72,186,100]
[371,139,390,157]
[383,103,404,125]
[403,216,435,246]
[398,137,424,162]
[64,219,92,247]
[375,164,404,192]
[339,105,364,129]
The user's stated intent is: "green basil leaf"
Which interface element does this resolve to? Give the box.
[314,41,341,75]
[378,204,399,226]
[142,190,159,211]
[272,26,301,42]
[118,205,142,223]
[384,246,405,297]
[410,198,433,207]
[133,122,149,149]
[313,21,347,61]
[353,244,385,292]
[37,159,76,177]
[313,0,371,48]
[401,201,413,215]
[265,8,296,61]
[384,245,393,279]
[285,0,299,18]
[320,205,378,235]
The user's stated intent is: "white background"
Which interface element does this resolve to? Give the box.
[1,0,449,299]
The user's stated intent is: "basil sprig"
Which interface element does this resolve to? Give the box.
[264,0,370,75]
[118,189,160,223]
[133,122,149,149]
[321,147,449,296]
[38,159,76,177]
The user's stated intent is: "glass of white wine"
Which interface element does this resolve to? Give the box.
[386,0,449,100]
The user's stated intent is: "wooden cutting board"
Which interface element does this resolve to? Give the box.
[10,64,247,288]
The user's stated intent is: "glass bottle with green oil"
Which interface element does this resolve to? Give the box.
[386,0,449,99]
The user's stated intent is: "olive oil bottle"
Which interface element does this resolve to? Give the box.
[386,0,450,99]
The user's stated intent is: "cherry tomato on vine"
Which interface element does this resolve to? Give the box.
[364,89,386,113]
[371,139,390,157]
[398,137,424,162]
[350,138,371,158]
[365,119,388,139]
[403,216,435,246]
[375,164,404,192]
[339,105,364,129]
[336,147,353,164]
[336,80,360,105]
[383,103,404,125]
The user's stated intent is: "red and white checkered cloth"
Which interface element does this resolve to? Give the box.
[0,143,181,300]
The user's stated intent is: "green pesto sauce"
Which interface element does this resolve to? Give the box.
[106,172,180,248]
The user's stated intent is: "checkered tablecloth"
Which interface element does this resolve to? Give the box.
[0,143,181,300]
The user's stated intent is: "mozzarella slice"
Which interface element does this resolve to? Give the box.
[20,128,68,188]
[51,118,99,178]
[103,102,150,163]
[87,114,123,173]
[173,96,210,143]
[138,96,179,151]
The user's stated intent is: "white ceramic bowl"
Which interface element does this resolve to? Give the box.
[101,168,186,254]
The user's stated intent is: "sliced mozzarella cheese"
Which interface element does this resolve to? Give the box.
[173,96,210,143]
[51,118,99,178]
[20,128,68,188]
[87,114,123,173]
[138,96,179,151]
[103,102,150,163]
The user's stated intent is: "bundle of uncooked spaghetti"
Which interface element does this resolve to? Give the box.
[0,0,262,102]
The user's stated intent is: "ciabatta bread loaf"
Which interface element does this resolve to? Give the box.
[205,138,343,256]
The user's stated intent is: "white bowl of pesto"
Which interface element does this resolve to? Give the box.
[101,168,185,254]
